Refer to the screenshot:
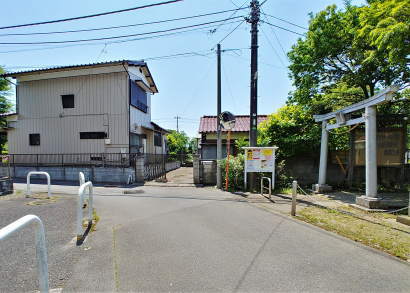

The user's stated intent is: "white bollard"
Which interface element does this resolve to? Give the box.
[79,172,85,186]
[0,215,49,293]
[26,171,51,198]
[291,180,297,216]
[77,181,93,242]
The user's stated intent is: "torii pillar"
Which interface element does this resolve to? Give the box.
[356,106,380,208]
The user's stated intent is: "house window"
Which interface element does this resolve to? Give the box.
[154,132,162,147]
[29,133,40,146]
[80,132,107,139]
[130,81,148,112]
[61,94,75,108]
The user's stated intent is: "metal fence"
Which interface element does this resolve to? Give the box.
[143,153,188,181]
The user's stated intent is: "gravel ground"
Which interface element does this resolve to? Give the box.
[0,192,88,292]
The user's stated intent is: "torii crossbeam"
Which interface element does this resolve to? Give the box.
[313,86,399,209]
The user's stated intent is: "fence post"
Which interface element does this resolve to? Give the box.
[291,180,297,216]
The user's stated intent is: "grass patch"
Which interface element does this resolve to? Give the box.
[276,187,292,194]
[297,206,410,261]
[82,208,99,232]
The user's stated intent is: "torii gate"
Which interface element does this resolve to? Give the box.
[313,86,399,208]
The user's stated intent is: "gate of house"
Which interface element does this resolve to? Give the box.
[142,154,186,181]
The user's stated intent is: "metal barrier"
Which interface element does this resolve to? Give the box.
[77,181,93,241]
[260,177,272,199]
[79,171,85,186]
[0,215,49,293]
[26,171,51,198]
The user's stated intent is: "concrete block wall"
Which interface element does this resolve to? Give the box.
[11,166,135,184]
[193,156,200,184]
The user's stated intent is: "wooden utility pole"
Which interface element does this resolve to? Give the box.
[174,116,180,132]
[216,44,223,189]
[247,0,260,190]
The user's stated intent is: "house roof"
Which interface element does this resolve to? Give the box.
[199,115,268,133]
[0,60,158,93]
[151,122,170,134]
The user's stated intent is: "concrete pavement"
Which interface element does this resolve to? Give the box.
[58,185,409,292]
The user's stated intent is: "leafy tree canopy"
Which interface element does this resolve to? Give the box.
[288,1,408,111]
[359,0,409,69]
[166,130,189,155]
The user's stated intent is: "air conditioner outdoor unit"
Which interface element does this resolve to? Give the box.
[104,138,111,145]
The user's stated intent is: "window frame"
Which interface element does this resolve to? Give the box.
[154,132,162,147]
[29,133,40,146]
[79,132,107,139]
[61,94,75,109]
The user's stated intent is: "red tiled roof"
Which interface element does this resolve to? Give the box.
[199,115,268,133]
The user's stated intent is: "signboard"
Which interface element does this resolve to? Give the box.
[245,148,275,172]
[243,147,278,190]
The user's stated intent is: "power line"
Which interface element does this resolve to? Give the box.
[261,12,308,30]
[0,20,242,53]
[0,17,244,45]
[261,20,305,37]
[260,26,286,67]
[0,7,248,37]
[213,19,246,47]
[0,0,183,30]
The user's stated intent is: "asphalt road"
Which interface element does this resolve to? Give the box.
[62,186,410,292]
[0,192,84,292]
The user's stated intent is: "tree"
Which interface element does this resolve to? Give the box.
[257,105,321,159]
[359,0,409,70]
[0,68,13,152]
[166,130,189,155]
[288,3,407,110]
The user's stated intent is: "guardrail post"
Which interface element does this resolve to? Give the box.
[0,215,49,293]
[291,180,297,216]
[77,181,93,242]
[26,171,51,198]
[260,177,272,199]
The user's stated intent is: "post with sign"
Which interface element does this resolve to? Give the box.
[243,147,278,191]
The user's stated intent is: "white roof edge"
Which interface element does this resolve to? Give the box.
[313,85,400,122]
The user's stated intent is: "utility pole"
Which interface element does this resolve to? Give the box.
[247,0,260,190]
[174,116,180,132]
[216,44,222,189]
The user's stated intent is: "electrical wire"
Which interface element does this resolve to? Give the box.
[0,7,248,37]
[0,20,242,54]
[0,17,244,45]
[261,20,305,37]
[213,19,246,47]
[260,26,286,67]
[261,12,308,30]
[0,0,183,30]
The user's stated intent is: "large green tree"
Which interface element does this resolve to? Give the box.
[0,68,13,152]
[288,2,408,114]
[166,130,189,155]
[359,0,409,70]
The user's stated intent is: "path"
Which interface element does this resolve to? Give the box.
[61,185,409,292]
[145,167,195,187]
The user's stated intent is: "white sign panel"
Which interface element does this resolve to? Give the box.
[245,148,275,172]
[243,147,278,191]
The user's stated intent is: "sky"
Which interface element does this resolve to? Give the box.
[0,0,365,137]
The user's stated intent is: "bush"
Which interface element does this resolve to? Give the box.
[218,154,245,191]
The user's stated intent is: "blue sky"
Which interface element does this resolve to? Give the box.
[1,0,364,137]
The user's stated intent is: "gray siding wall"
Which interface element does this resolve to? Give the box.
[9,72,129,154]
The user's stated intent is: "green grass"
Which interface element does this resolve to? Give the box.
[297,206,410,261]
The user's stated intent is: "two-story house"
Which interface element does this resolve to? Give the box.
[1,60,168,156]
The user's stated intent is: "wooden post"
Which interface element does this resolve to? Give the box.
[291,180,297,216]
